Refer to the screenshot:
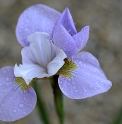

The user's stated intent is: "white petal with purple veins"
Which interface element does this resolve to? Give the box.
[14,32,67,84]
[14,64,46,85]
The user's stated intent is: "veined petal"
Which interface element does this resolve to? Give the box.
[16,4,61,47]
[73,26,90,51]
[27,32,53,68]
[47,43,67,75]
[58,52,112,99]
[27,32,67,72]
[21,47,36,65]
[52,23,78,57]
[15,32,67,84]
[0,66,37,121]
[14,64,47,85]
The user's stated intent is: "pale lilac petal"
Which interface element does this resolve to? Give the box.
[55,8,77,35]
[53,23,78,57]
[73,26,90,51]
[0,66,37,121]
[27,32,53,68]
[21,33,52,65]
[16,4,60,47]
[47,43,67,75]
[27,32,67,73]
[58,52,112,99]
[21,47,35,65]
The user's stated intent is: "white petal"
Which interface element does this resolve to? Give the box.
[14,64,47,85]
[15,32,67,84]
[47,43,67,75]
[27,32,52,68]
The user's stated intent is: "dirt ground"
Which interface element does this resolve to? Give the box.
[0,0,122,124]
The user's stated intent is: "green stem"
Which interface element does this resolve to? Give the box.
[50,75,64,124]
[33,82,51,124]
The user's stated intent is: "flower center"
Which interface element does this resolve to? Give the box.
[15,77,33,90]
[57,59,77,78]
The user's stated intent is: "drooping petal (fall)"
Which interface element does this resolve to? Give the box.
[15,32,67,84]
[58,52,112,99]
[16,4,61,47]
[0,66,37,121]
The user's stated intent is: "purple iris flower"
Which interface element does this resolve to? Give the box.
[0,4,63,121]
[0,4,112,121]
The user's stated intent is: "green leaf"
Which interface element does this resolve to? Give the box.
[112,106,122,124]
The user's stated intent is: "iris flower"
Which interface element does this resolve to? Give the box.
[0,4,112,121]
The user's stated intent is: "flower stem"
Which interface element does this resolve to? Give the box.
[33,82,51,124]
[50,75,64,124]
[112,106,122,124]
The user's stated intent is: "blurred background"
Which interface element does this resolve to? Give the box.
[0,0,122,124]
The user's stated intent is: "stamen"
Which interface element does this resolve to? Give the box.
[15,77,33,90]
[57,59,77,78]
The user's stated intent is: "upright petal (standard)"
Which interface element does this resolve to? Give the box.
[52,8,90,56]
[16,4,61,47]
